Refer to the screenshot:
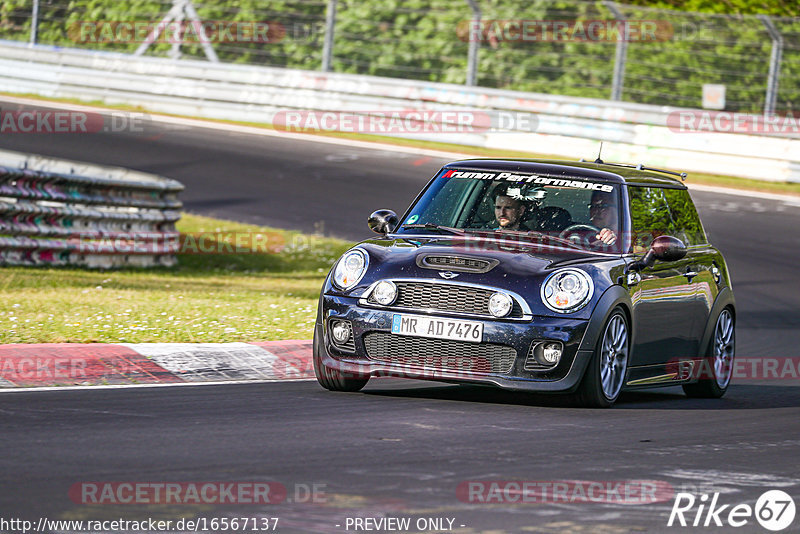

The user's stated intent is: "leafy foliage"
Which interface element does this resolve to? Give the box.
[2,0,798,112]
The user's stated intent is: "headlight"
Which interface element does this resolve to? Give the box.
[332,249,368,290]
[372,280,397,305]
[541,269,594,313]
[488,292,513,318]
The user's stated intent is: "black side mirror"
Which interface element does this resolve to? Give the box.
[368,209,398,235]
[630,235,686,271]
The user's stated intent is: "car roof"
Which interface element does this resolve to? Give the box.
[443,158,688,189]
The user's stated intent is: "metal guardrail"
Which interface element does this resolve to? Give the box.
[8,0,800,114]
[0,150,183,269]
[0,41,799,182]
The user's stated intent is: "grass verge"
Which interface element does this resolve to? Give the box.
[0,213,353,343]
[5,91,800,197]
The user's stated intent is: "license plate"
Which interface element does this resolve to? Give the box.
[391,313,483,343]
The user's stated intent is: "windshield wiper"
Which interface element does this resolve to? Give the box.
[524,230,585,250]
[401,223,466,235]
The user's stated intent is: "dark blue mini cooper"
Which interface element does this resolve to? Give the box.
[314,159,735,407]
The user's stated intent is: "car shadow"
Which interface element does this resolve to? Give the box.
[361,380,800,410]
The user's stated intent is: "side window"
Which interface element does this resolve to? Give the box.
[663,188,707,246]
[413,178,478,227]
[627,186,673,253]
[468,182,505,227]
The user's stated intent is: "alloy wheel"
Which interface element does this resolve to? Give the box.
[713,309,735,388]
[600,313,628,400]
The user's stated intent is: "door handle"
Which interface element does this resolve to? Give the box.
[685,270,699,281]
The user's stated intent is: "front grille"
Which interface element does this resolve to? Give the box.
[368,282,524,318]
[363,332,516,374]
[418,255,498,273]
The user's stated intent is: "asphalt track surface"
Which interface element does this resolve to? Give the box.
[2,101,800,532]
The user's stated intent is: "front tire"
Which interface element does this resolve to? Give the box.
[575,309,629,408]
[313,325,369,392]
[683,308,734,399]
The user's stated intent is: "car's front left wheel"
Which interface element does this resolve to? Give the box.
[313,325,370,392]
[575,309,629,408]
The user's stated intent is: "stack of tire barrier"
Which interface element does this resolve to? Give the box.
[0,162,183,268]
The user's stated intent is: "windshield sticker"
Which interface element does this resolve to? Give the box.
[442,169,614,192]
[406,214,419,224]
[442,170,498,180]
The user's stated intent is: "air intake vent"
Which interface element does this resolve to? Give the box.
[417,254,498,273]
[364,332,516,374]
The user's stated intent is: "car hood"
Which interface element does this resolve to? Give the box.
[341,235,620,311]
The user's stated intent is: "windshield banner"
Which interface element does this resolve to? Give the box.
[442,169,615,192]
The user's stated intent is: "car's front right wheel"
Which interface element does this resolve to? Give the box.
[313,325,370,392]
[575,308,629,408]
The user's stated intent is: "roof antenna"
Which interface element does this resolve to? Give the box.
[594,141,604,164]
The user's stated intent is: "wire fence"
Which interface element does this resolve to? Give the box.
[1,0,798,114]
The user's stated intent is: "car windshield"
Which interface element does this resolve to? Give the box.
[396,168,622,252]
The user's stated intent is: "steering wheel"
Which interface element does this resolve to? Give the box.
[560,224,600,237]
[559,224,602,246]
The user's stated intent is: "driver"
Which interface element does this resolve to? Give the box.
[491,186,527,231]
[589,190,618,245]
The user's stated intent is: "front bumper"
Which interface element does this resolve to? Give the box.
[318,294,597,393]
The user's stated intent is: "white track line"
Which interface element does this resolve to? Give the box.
[0,378,317,394]
[686,183,800,205]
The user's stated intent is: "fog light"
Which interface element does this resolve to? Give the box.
[526,341,564,371]
[541,342,563,364]
[488,292,513,318]
[331,320,352,345]
[372,280,397,305]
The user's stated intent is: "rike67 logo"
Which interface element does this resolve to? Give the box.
[668,490,796,531]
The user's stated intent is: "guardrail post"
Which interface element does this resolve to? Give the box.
[603,1,628,101]
[465,0,481,86]
[321,0,337,72]
[758,15,783,116]
[134,0,219,62]
[183,0,219,62]
[169,0,187,60]
[29,0,39,46]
